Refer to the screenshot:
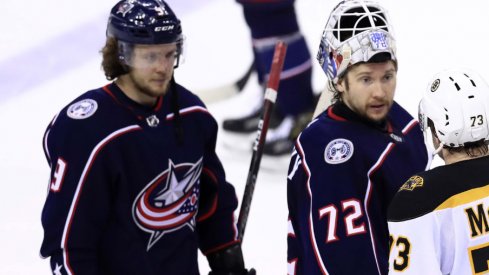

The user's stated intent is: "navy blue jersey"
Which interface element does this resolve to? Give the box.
[41,82,239,274]
[287,102,429,275]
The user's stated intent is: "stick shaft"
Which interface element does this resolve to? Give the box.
[237,41,287,240]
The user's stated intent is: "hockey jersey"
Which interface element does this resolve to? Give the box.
[40,82,239,274]
[388,156,489,275]
[287,102,429,275]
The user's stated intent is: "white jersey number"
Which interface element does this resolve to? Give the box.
[318,199,366,243]
[50,158,67,192]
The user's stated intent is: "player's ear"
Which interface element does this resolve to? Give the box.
[336,77,346,93]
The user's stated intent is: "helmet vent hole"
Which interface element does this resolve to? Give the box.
[463,73,477,87]
[469,95,475,99]
[449,77,461,91]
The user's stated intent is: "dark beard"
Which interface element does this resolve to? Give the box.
[130,73,169,99]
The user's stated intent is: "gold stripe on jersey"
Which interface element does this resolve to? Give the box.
[435,184,489,211]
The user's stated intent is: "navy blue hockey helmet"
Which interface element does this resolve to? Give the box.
[107,0,183,45]
[107,0,184,68]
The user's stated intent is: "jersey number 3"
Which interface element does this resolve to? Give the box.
[389,235,411,271]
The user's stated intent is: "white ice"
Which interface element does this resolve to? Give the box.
[1,0,488,274]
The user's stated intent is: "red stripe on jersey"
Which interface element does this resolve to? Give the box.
[364,142,396,275]
[327,106,347,122]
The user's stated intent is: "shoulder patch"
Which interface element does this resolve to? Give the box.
[324,138,354,164]
[67,99,98,119]
[399,175,424,191]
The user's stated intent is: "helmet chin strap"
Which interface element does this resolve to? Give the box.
[424,125,444,158]
[432,142,444,157]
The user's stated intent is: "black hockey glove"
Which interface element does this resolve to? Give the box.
[207,243,256,275]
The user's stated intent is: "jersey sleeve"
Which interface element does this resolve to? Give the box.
[387,173,453,275]
[287,133,385,274]
[287,148,306,274]
[196,115,239,255]
[388,215,445,275]
[40,113,151,274]
[41,116,107,273]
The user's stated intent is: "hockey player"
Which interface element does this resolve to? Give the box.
[286,0,429,274]
[388,69,489,274]
[39,0,254,274]
[222,0,316,156]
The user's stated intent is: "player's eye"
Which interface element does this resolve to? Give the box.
[167,51,177,59]
[361,77,372,83]
[384,74,394,81]
[143,52,159,63]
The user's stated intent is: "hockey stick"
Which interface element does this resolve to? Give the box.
[195,61,255,104]
[311,83,334,118]
[237,41,287,240]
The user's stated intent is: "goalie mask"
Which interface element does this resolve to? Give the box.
[317,0,396,83]
[107,0,185,69]
[418,69,489,153]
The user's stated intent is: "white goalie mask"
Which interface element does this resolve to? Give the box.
[418,69,489,152]
[317,0,397,83]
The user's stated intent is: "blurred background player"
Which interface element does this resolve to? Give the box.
[222,0,316,156]
[286,0,429,274]
[388,69,489,274]
[39,0,254,274]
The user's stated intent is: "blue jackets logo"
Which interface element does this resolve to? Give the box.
[132,158,203,250]
[324,138,354,164]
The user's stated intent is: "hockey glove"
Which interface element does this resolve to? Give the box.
[207,243,256,275]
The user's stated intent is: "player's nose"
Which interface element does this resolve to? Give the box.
[371,81,387,99]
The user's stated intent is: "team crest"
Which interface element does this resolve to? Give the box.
[132,158,203,250]
[324,138,354,164]
[400,175,424,191]
[369,31,389,50]
[431,79,440,92]
[67,99,98,119]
